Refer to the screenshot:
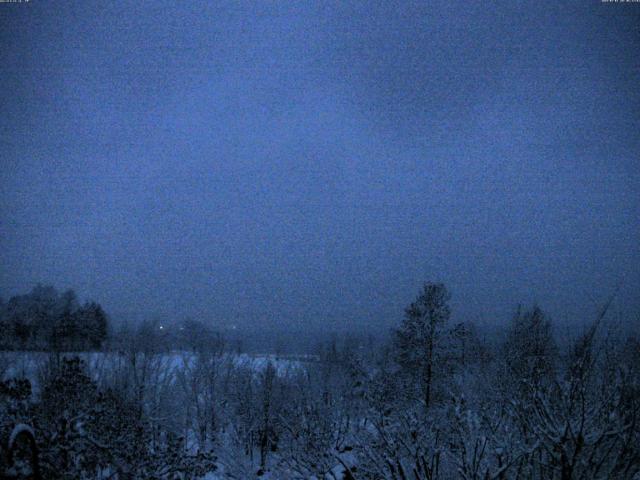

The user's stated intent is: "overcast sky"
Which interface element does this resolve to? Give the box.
[1,1,639,332]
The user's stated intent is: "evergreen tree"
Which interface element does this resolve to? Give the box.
[394,282,451,409]
[76,302,108,349]
[502,305,557,392]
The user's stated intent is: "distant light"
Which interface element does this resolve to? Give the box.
[159,325,164,330]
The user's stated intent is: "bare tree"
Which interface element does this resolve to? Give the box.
[509,299,640,479]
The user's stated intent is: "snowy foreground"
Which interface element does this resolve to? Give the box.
[2,309,640,479]
[1,349,358,479]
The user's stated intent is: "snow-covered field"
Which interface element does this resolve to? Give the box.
[0,350,312,396]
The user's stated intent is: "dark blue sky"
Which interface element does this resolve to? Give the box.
[1,1,639,331]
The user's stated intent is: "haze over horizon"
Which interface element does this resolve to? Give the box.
[2,1,639,332]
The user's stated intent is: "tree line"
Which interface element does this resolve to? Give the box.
[0,285,108,351]
[1,281,638,479]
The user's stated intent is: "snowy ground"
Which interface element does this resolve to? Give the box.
[0,350,313,395]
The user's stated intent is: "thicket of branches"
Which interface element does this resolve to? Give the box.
[1,282,639,479]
